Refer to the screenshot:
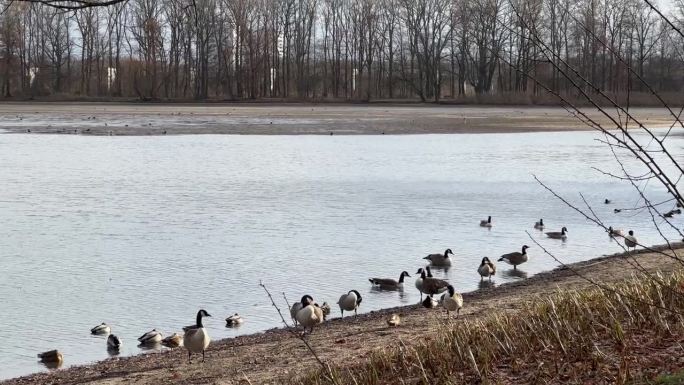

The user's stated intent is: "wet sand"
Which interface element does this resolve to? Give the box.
[4,244,682,385]
[0,103,675,135]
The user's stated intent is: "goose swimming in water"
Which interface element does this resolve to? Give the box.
[534,219,544,230]
[337,290,362,317]
[368,271,410,290]
[546,226,568,240]
[225,313,244,327]
[498,245,529,270]
[440,285,464,318]
[184,309,211,362]
[477,257,496,281]
[90,323,111,335]
[137,329,162,344]
[107,334,122,349]
[423,249,453,266]
[480,216,493,227]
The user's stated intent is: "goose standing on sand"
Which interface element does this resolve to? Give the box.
[107,334,122,349]
[480,216,493,228]
[295,295,324,333]
[161,333,183,348]
[184,309,211,362]
[90,323,111,335]
[368,271,410,290]
[546,227,568,240]
[337,290,362,317]
[423,249,453,266]
[477,257,496,281]
[498,245,530,270]
[534,219,545,230]
[624,230,638,250]
[440,285,464,318]
[137,329,162,344]
[415,268,449,301]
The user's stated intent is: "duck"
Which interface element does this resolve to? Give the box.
[225,313,244,327]
[422,295,439,308]
[534,219,544,230]
[337,290,362,317]
[368,271,410,290]
[479,216,493,227]
[498,245,530,270]
[294,295,324,333]
[477,257,496,281]
[608,226,624,237]
[440,285,464,318]
[37,350,63,364]
[415,268,449,301]
[90,322,111,335]
[387,314,401,327]
[319,302,331,320]
[423,249,453,266]
[137,329,162,344]
[184,309,212,362]
[624,230,638,249]
[161,333,183,348]
[546,226,568,240]
[107,334,122,349]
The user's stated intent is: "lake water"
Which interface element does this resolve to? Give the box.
[0,130,682,380]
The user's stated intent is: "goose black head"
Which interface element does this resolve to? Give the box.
[628,230,634,236]
[400,271,411,278]
[195,309,211,327]
[562,226,568,233]
[445,248,453,256]
[300,295,314,306]
[522,245,530,252]
[415,267,425,275]
[488,216,492,222]
[446,284,456,296]
[481,257,490,264]
[349,289,362,304]
[540,219,544,225]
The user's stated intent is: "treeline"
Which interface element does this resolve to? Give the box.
[0,0,682,102]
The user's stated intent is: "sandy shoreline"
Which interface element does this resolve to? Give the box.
[0,103,675,135]
[4,243,682,385]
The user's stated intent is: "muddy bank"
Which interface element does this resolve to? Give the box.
[4,244,682,385]
[0,103,675,135]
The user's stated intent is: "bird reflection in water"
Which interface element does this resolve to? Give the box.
[501,268,528,279]
[478,280,495,290]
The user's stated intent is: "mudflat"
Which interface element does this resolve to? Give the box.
[0,103,675,135]
[4,245,681,385]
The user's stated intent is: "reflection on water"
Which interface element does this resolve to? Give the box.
[478,280,495,290]
[39,361,62,370]
[0,131,682,379]
[107,347,121,357]
[501,269,529,280]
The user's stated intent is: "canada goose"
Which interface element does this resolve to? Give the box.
[368,271,410,290]
[90,322,111,335]
[423,249,453,266]
[337,290,362,317]
[608,226,624,237]
[534,219,544,230]
[161,333,183,348]
[498,245,530,270]
[37,350,63,364]
[290,301,303,326]
[225,313,244,327]
[138,329,162,344]
[107,334,122,349]
[387,314,401,327]
[422,295,438,308]
[184,309,212,362]
[624,230,638,249]
[478,257,496,281]
[295,295,324,333]
[546,227,568,240]
[479,216,493,227]
[440,285,464,318]
[415,268,448,301]
[614,208,622,213]
[664,209,681,218]
[605,199,611,204]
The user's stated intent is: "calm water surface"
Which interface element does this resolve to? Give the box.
[0,130,682,380]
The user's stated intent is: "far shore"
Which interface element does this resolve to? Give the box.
[0,103,675,136]
[4,243,682,385]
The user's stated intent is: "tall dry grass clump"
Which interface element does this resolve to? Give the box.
[293,272,684,385]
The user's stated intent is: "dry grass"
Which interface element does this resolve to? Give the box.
[293,272,684,385]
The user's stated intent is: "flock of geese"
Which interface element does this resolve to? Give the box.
[37,208,645,368]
